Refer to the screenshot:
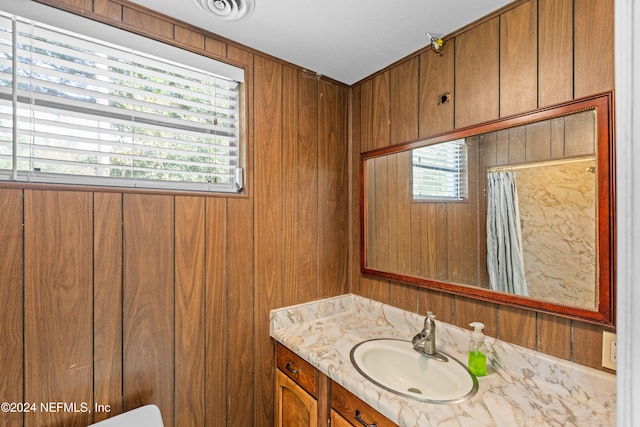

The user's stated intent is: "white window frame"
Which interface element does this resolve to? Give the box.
[0,4,245,193]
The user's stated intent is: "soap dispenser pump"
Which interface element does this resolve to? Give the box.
[468,322,487,376]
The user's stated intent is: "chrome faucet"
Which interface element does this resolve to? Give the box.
[412,311,448,362]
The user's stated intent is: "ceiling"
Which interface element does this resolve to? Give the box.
[128,0,515,85]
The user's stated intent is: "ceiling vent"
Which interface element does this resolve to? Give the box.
[195,0,255,20]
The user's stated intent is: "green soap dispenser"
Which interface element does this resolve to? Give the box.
[468,322,487,376]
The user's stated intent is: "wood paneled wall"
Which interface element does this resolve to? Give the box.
[1,1,348,426]
[351,0,615,369]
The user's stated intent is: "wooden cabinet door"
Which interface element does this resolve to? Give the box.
[276,370,318,427]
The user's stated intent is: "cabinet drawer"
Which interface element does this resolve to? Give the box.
[331,381,396,427]
[276,343,318,398]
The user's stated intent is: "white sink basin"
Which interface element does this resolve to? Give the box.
[350,338,478,404]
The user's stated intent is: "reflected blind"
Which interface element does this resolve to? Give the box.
[0,12,243,192]
[412,139,467,201]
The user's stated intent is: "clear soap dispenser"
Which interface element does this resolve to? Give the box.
[468,322,487,376]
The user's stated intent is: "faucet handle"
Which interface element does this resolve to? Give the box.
[424,311,436,325]
[423,311,436,329]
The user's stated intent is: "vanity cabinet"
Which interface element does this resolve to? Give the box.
[275,343,395,427]
[275,343,321,427]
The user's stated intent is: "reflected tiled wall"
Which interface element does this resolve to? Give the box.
[516,159,597,309]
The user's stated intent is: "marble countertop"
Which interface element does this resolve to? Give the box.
[269,294,616,427]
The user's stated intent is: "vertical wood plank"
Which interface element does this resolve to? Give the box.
[572,322,604,369]
[123,194,174,425]
[226,198,254,427]
[204,37,227,58]
[122,7,174,40]
[43,0,92,11]
[574,0,615,97]
[338,84,350,296]
[93,0,123,21]
[537,313,571,360]
[282,66,300,306]
[538,0,573,106]
[174,26,205,50]
[318,81,348,298]
[455,17,500,128]
[24,190,93,427]
[0,189,23,427]
[390,57,419,144]
[175,196,205,426]
[389,283,418,313]
[419,42,455,138]
[500,0,538,117]
[358,276,390,304]
[453,297,498,338]
[417,288,454,324]
[499,306,536,350]
[253,55,283,426]
[359,80,374,153]
[93,192,123,422]
[349,86,362,295]
[298,74,320,302]
[372,72,390,149]
[204,197,228,427]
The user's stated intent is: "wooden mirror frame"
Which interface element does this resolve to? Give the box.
[360,92,615,325]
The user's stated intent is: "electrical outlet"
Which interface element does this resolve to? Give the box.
[602,331,616,370]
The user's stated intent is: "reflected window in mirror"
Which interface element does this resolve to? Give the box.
[412,139,467,201]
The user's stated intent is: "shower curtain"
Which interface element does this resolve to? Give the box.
[486,171,528,296]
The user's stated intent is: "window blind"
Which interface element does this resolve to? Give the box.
[0,11,243,192]
[412,139,467,201]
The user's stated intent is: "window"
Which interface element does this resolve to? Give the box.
[412,139,467,201]
[0,11,244,193]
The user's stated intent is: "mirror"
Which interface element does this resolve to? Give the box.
[361,92,615,325]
